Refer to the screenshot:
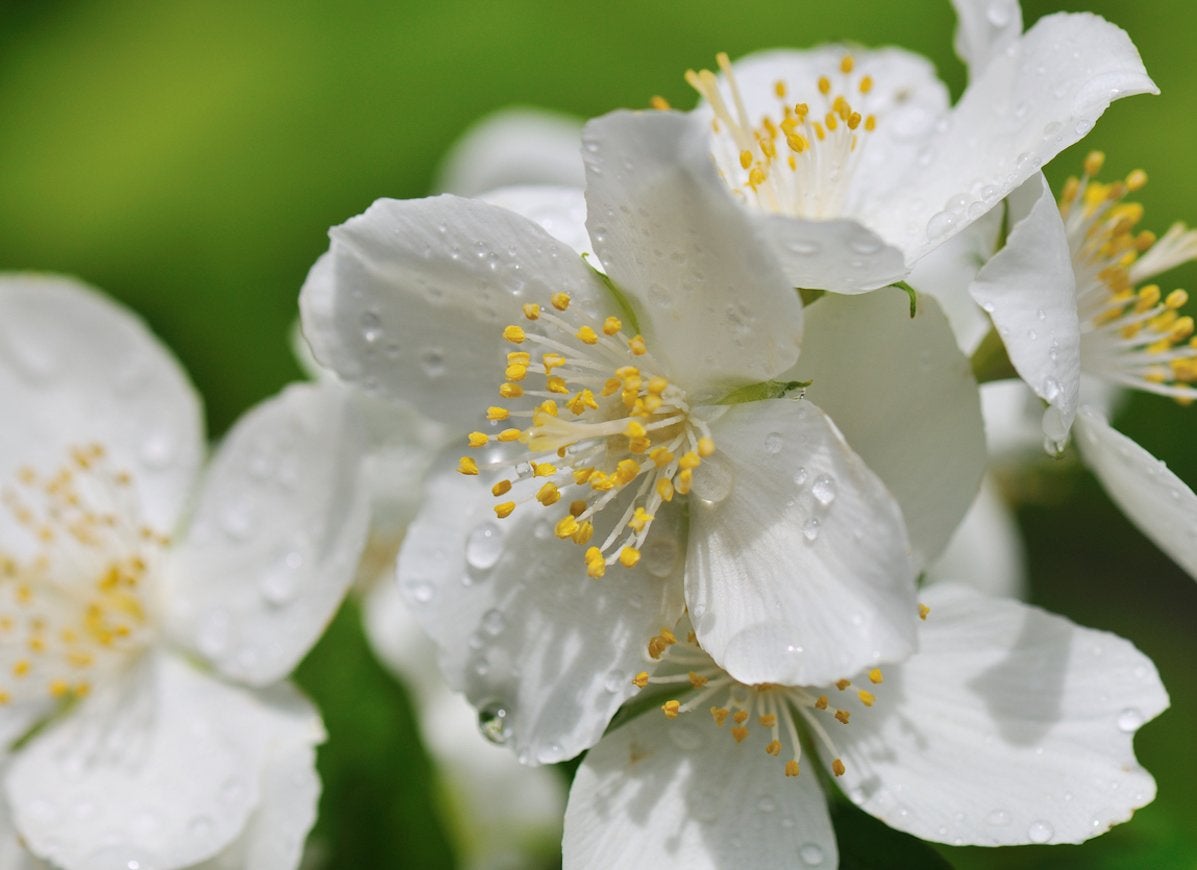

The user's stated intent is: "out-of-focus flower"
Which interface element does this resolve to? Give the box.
[0,275,369,869]
[300,107,986,762]
[563,584,1167,867]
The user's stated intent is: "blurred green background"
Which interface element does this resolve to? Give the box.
[1,1,1194,867]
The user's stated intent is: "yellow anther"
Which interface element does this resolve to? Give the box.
[696,437,716,457]
[840,54,854,74]
[555,515,580,539]
[497,428,522,443]
[710,706,729,727]
[678,451,702,471]
[546,375,569,394]
[536,482,561,506]
[835,678,851,691]
[498,382,523,399]
[817,75,831,95]
[785,760,800,777]
[531,462,556,477]
[1166,289,1189,309]
[834,709,851,725]
[774,80,787,98]
[457,456,480,476]
[832,758,846,777]
[505,363,528,381]
[633,671,650,688]
[521,303,541,320]
[1084,150,1106,177]
[0,691,9,705]
[542,352,567,372]
[572,521,594,545]
[551,292,571,310]
[494,501,516,519]
[628,335,647,355]
[507,351,531,365]
[602,316,622,336]
[569,499,588,517]
[847,111,861,130]
[748,167,767,187]
[49,679,70,699]
[576,325,599,345]
[628,507,654,533]
[675,468,693,495]
[868,668,884,685]
[619,547,641,568]
[689,672,709,688]
[858,690,876,707]
[491,480,512,497]
[786,133,809,153]
[739,149,754,170]
[649,447,674,468]
[825,112,838,132]
[601,377,621,397]
[650,95,671,111]
[486,406,510,422]
[566,389,598,415]
[859,74,873,94]
[732,709,749,725]
[585,547,606,579]
[12,660,29,678]
[502,325,526,344]
[766,739,782,756]
[656,478,675,502]
[625,420,648,439]
[759,713,777,727]
[731,726,749,743]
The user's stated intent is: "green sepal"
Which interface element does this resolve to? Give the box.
[970,327,1019,384]
[583,254,641,335]
[893,280,919,318]
[717,378,811,405]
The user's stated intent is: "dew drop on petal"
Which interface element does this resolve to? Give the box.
[359,311,382,344]
[419,347,446,377]
[800,843,826,866]
[792,466,808,488]
[1116,707,1144,732]
[481,608,506,636]
[756,794,777,814]
[1027,820,1054,843]
[405,578,435,605]
[669,724,705,752]
[986,809,1011,826]
[811,474,837,506]
[802,517,820,542]
[603,669,626,693]
[764,432,784,455]
[478,701,514,745]
[642,535,680,578]
[465,522,503,571]
[926,210,957,239]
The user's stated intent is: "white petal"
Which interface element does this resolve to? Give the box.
[792,290,986,567]
[0,274,202,548]
[480,184,593,259]
[870,13,1157,262]
[925,475,1028,600]
[188,741,321,870]
[581,110,803,399]
[6,653,324,870]
[970,173,1080,449]
[1074,406,1197,580]
[0,768,48,869]
[907,201,1003,355]
[397,461,687,764]
[434,107,585,196]
[687,399,916,687]
[951,0,1022,74]
[761,215,908,295]
[833,584,1167,846]
[164,383,370,685]
[299,195,614,431]
[563,709,835,869]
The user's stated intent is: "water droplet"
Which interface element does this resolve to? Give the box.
[811,475,837,506]
[465,522,503,571]
[188,815,214,839]
[1116,707,1144,732]
[359,312,382,344]
[802,517,820,542]
[1075,118,1094,136]
[669,724,705,751]
[603,669,627,693]
[219,504,254,541]
[846,787,865,805]
[849,236,882,255]
[792,466,808,487]
[642,534,680,577]
[789,240,822,256]
[691,459,734,505]
[260,564,299,606]
[800,843,825,865]
[481,608,506,636]
[986,1,1012,26]
[986,809,1011,826]
[1042,376,1061,402]
[419,348,445,377]
[756,794,777,814]
[404,578,435,605]
[1027,820,1054,843]
[139,433,176,470]
[764,432,784,454]
[1042,120,1062,139]
[980,300,995,313]
[926,210,957,239]
[1026,328,1037,341]
[478,701,513,745]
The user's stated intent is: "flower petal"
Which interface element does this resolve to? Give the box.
[481,184,593,260]
[397,460,687,764]
[0,274,202,547]
[164,382,370,685]
[188,740,321,870]
[791,290,986,567]
[833,583,1167,846]
[581,110,803,399]
[687,399,916,687]
[925,475,1027,600]
[299,195,614,431]
[870,12,1157,263]
[970,173,1080,450]
[563,707,836,869]
[6,653,324,870]
[1074,406,1197,580]
[434,107,585,196]
[950,0,1022,74]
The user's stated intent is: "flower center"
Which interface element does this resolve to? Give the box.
[687,51,878,219]
[457,292,714,577]
[1062,151,1197,403]
[0,444,162,707]
[634,625,886,780]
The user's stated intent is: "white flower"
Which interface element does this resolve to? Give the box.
[0,275,369,869]
[665,7,1154,294]
[563,583,1167,867]
[300,117,986,762]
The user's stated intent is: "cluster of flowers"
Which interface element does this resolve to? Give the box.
[1,0,1192,867]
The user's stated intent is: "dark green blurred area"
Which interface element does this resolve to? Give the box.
[2,1,1194,867]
